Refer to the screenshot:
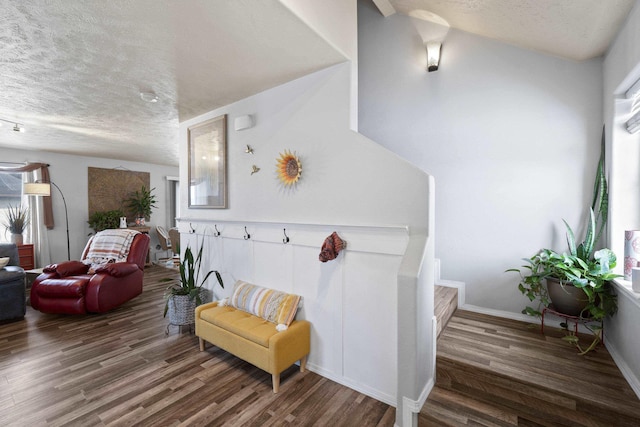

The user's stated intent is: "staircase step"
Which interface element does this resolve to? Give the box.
[420,310,640,426]
[435,285,458,339]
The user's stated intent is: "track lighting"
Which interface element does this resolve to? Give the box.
[0,117,25,132]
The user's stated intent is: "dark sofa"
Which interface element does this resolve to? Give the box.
[0,243,26,322]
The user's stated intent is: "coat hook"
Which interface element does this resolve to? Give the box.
[283,228,289,244]
[189,223,195,234]
[214,225,221,237]
[244,226,251,240]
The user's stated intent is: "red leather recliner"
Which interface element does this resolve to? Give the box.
[30,232,150,314]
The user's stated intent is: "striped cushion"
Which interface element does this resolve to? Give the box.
[229,280,301,327]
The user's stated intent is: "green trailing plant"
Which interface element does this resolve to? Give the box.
[511,248,619,319]
[126,185,157,220]
[507,127,620,354]
[2,204,29,235]
[163,243,224,317]
[88,209,124,233]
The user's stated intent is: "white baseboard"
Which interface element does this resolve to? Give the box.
[605,340,640,399]
[460,303,598,334]
[460,304,534,323]
[306,362,396,407]
[402,378,434,427]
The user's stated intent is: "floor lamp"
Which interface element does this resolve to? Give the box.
[23,181,71,261]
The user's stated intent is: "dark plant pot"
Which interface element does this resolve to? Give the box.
[546,277,589,317]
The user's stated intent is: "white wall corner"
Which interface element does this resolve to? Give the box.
[434,258,466,306]
[372,0,396,17]
[400,315,437,426]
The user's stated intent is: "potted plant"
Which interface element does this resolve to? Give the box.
[163,242,224,327]
[2,204,29,245]
[125,185,157,225]
[87,209,125,233]
[508,130,619,353]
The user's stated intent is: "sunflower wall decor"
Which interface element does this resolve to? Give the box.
[276,150,302,186]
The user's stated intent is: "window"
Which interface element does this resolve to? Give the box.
[625,77,640,134]
[0,172,25,243]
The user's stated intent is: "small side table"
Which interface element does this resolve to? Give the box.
[24,268,44,305]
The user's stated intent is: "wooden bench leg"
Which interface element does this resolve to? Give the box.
[199,337,205,351]
[272,373,280,393]
[300,355,308,372]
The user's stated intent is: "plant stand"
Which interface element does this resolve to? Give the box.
[541,305,604,344]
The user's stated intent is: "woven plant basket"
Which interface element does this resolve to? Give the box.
[167,288,206,326]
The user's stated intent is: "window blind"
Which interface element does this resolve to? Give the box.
[626,77,640,134]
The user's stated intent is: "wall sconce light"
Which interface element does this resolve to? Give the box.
[234,114,254,131]
[409,10,450,73]
[426,42,442,72]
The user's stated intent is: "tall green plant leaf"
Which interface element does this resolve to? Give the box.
[563,220,577,256]
[582,209,596,260]
[591,126,608,247]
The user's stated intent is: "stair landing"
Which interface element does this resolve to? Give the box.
[420,310,640,426]
[435,285,458,339]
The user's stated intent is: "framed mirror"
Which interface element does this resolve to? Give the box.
[188,114,228,208]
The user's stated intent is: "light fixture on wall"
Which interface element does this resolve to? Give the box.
[24,181,71,260]
[426,41,442,72]
[234,114,254,131]
[0,117,25,132]
[409,10,450,73]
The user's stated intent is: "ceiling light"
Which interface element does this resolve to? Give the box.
[0,117,25,132]
[140,91,158,103]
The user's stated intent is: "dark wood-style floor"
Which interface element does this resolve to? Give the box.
[0,266,394,426]
[420,310,640,426]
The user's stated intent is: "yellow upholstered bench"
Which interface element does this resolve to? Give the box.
[195,281,310,393]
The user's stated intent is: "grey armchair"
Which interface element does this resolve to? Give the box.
[0,243,26,322]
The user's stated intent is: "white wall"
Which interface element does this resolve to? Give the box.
[2,147,178,264]
[279,0,359,130]
[177,62,435,425]
[603,0,640,398]
[358,0,604,316]
[179,63,430,233]
[180,220,408,406]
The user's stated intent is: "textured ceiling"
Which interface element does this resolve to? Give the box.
[387,0,636,60]
[0,0,345,166]
[1,1,636,167]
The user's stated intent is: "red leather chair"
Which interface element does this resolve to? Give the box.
[31,232,150,314]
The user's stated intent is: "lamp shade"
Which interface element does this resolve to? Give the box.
[23,182,51,196]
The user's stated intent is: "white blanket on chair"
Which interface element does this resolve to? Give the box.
[83,229,140,270]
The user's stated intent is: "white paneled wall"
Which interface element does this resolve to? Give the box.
[177,218,408,405]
